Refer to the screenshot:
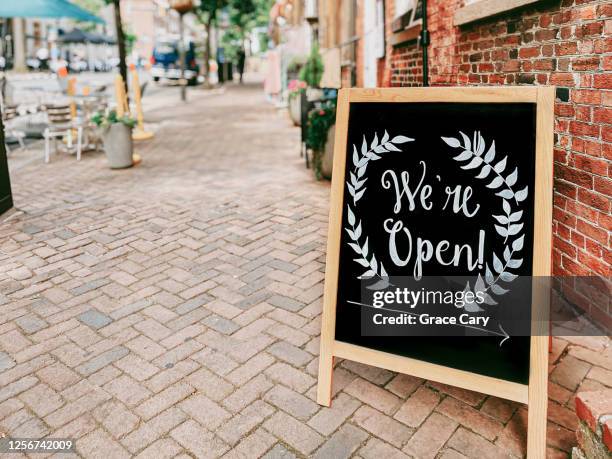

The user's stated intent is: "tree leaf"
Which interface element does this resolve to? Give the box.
[354,258,370,267]
[507,258,523,269]
[354,178,367,189]
[496,189,514,199]
[356,157,368,168]
[504,247,511,261]
[475,274,485,293]
[459,131,471,151]
[475,131,485,156]
[367,152,381,160]
[354,222,362,239]
[507,223,523,235]
[508,210,523,222]
[347,183,355,198]
[515,186,528,202]
[373,145,388,153]
[380,263,388,278]
[485,264,494,284]
[475,164,491,179]
[494,156,507,173]
[385,143,401,152]
[354,188,366,203]
[366,278,390,290]
[490,283,509,295]
[493,253,503,273]
[370,254,378,272]
[345,228,355,240]
[357,165,366,178]
[483,293,497,305]
[493,215,509,224]
[503,199,511,215]
[353,145,359,167]
[441,136,461,148]
[500,272,518,282]
[350,172,357,187]
[391,135,414,143]
[495,225,508,237]
[347,205,355,226]
[461,157,483,170]
[361,136,368,155]
[464,300,484,313]
[506,168,518,187]
[362,238,369,258]
[512,235,525,251]
[371,133,379,149]
[453,150,472,161]
[359,270,375,279]
[487,176,504,189]
[484,140,496,163]
[381,130,389,144]
[348,242,361,254]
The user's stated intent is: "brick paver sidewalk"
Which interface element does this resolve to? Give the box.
[0,82,609,458]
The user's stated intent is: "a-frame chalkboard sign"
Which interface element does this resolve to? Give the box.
[317,87,554,457]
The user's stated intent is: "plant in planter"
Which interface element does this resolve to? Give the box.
[306,99,336,180]
[299,43,324,88]
[91,109,137,169]
[287,79,307,126]
[286,55,307,82]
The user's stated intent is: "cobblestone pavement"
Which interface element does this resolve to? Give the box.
[0,81,610,459]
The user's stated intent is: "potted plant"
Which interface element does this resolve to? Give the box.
[306,99,336,180]
[91,109,136,169]
[299,43,324,101]
[287,79,307,126]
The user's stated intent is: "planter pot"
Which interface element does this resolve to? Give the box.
[320,124,335,180]
[102,123,134,169]
[288,95,301,126]
[306,87,324,102]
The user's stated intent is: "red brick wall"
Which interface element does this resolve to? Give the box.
[385,0,611,322]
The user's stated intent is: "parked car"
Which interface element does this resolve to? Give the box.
[151,39,199,85]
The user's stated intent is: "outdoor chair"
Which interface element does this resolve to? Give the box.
[2,104,27,153]
[43,104,83,163]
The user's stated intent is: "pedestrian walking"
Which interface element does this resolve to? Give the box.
[237,49,246,84]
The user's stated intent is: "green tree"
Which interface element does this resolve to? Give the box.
[196,0,272,84]
[195,0,227,86]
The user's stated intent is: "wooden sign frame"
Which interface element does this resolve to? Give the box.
[317,86,554,457]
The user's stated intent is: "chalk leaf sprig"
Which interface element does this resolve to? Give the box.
[346,131,414,289]
[442,131,527,309]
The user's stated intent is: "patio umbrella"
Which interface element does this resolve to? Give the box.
[57,28,90,44]
[0,0,103,23]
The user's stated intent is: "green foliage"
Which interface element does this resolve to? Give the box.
[306,99,337,180]
[299,44,324,88]
[92,109,136,128]
[124,30,136,55]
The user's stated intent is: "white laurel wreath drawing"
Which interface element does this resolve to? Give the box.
[345,131,414,290]
[441,131,528,312]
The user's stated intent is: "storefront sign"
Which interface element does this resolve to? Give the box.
[317,87,554,457]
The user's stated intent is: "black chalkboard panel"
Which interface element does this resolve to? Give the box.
[334,102,537,385]
[318,88,554,456]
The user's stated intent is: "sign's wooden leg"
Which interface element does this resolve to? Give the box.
[527,334,549,458]
[317,352,333,407]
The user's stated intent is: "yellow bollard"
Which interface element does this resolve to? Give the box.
[130,66,154,141]
[114,74,130,117]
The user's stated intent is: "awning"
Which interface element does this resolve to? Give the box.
[57,28,115,44]
[0,0,103,23]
